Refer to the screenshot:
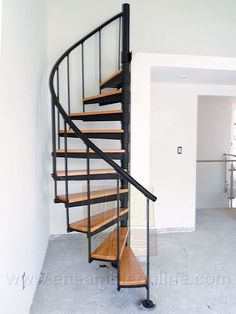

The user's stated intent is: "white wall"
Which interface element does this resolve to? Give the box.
[47,0,236,59]
[150,83,197,230]
[47,0,236,233]
[150,85,236,230]
[0,1,49,313]
[197,96,232,160]
[0,0,2,50]
[196,96,232,208]
[131,53,236,233]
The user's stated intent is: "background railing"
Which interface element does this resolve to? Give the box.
[223,153,236,207]
[197,153,236,208]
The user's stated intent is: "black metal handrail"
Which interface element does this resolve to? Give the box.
[49,9,157,203]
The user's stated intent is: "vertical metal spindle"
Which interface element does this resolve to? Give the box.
[141,198,154,308]
[230,162,234,208]
[141,197,154,308]
[67,54,71,115]
[146,198,150,301]
[64,120,70,231]
[51,97,57,199]
[224,155,227,193]
[56,68,60,149]
[116,175,120,291]
[86,145,92,262]
[127,183,131,245]
[118,17,121,71]
[57,110,60,149]
[56,67,60,98]
[98,30,102,93]
[81,43,85,112]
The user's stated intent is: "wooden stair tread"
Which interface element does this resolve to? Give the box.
[69,109,122,118]
[119,246,147,286]
[57,188,129,203]
[100,70,121,87]
[56,148,125,153]
[59,129,124,134]
[56,169,117,177]
[91,227,129,261]
[69,208,128,233]
[83,89,122,102]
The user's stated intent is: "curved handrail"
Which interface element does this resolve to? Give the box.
[49,14,157,203]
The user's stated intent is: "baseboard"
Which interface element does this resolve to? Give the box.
[196,207,235,210]
[157,226,195,234]
[49,233,82,240]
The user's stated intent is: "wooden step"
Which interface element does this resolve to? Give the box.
[56,188,129,206]
[69,208,128,233]
[57,169,117,177]
[69,109,123,121]
[59,129,124,140]
[91,227,129,261]
[83,89,122,106]
[55,168,127,181]
[56,168,117,180]
[55,148,125,160]
[119,246,147,287]
[100,70,122,89]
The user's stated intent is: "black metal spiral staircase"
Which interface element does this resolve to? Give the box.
[49,3,157,308]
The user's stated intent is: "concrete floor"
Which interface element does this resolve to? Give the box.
[30,208,236,314]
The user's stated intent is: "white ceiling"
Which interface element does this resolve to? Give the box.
[151,66,236,85]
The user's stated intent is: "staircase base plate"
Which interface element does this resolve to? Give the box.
[142,299,155,309]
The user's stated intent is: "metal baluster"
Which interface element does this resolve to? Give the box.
[229,162,234,208]
[51,97,57,199]
[224,155,227,193]
[127,182,131,245]
[86,145,92,262]
[233,161,235,207]
[81,43,85,112]
[118,17,121,71]
[99,30,102,93]
[56,67,60,149]
[64,120,70,231]
[67,54,71,115]
[142,198,155,308]
[116,175,120,291]
[56,67,60,98]
[146,199,150,300]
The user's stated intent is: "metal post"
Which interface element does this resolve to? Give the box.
[120,3,131,228]
[142,199,155,308]
[116,175,120,291]
[224,155,227,193]
[67,54,71,115]
[229,162,234,208]
[51,97,57,199]
[56,68,60,149]
[86,146,92,262]
[64,120,70,232]
[98,30,102,93]
[118,17,121,71]
[81,43,85,112]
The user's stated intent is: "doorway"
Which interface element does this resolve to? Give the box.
[196,95,236,210]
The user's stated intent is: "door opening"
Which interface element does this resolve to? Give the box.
[196,95,236,210]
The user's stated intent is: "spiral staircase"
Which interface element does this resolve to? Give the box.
[49,3,157,308]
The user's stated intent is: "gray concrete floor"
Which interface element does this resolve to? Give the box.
[30,208,236,314]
